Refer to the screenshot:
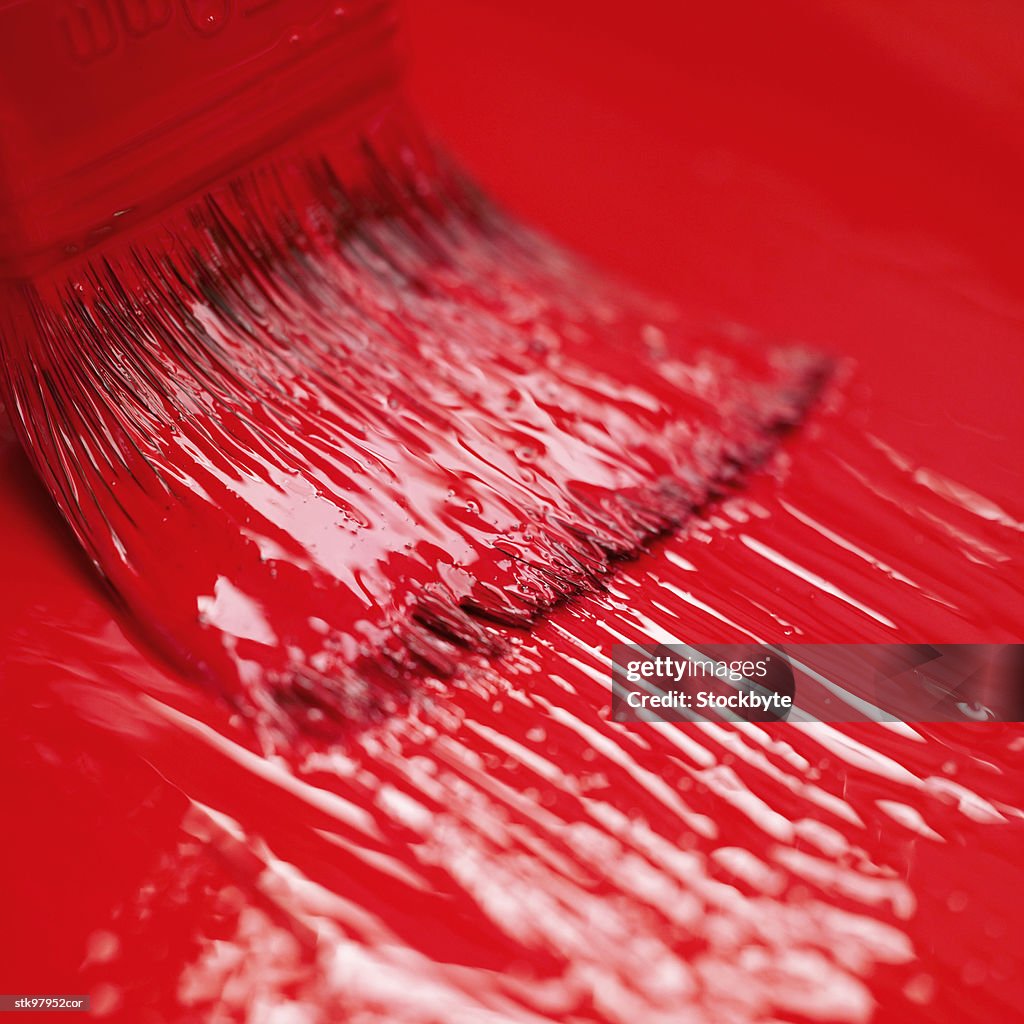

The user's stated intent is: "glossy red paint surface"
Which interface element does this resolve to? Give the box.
[1,1,1022,1021]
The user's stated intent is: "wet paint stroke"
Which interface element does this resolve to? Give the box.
[2,409,1022,1023]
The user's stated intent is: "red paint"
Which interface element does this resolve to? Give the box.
[1,1,1022,1021]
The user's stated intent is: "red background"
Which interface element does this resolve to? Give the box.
[404,0,1023,501]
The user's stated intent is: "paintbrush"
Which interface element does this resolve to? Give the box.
[0,0,829,734]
